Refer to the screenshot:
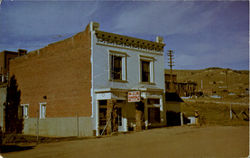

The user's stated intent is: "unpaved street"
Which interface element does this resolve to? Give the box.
[2,126,249,158]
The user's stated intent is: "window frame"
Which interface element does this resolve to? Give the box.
[109,51,127,82]
[139,55,155,84]
[110,55,123,80]
[21,104,29,119]
[39,102,47,119]
[141,60,150,82]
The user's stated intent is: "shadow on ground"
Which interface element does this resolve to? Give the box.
[0,145,35,153]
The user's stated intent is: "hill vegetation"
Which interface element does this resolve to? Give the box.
[165,67,249,97]
[165,67,249,126]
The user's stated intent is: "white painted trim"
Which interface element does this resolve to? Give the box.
[21,104,29,106]
[95,100,99,136]
[39,102,47,119]
[95,88,164,93]
[90,22,99,134]
[109,50,129,56]
[108,50,111,81]
[138,54,141,83]
[139,55,155,83]
[96,42,164,56]
[140,55,156,61]
[108,50,128,81]
[151,60,155,83]
[160,96,163,111]
[21,104,29,119]
[90,22,94,118]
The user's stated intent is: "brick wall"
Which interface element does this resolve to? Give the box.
[0,53,4,74]
[9,24,92,118]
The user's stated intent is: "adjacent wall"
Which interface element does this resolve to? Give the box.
[9,24,93,136]
[0,87,6,130]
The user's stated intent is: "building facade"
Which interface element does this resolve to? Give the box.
[9,22,166,136]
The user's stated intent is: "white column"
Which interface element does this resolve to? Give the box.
[95,99,99,136]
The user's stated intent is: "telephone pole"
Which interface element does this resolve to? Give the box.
[167,50,175,92]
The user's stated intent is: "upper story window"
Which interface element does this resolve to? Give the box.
[109,51,127,82]
[140,55,155,84]
[111,55,122,80]
[141,60,150,82]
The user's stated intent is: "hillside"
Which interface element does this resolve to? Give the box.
[165,67,249,97]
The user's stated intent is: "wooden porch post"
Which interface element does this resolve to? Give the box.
[106,99,118,135]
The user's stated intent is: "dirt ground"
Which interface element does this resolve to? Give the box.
[1,125,249,158]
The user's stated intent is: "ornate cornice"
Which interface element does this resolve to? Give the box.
[95,30,165,53]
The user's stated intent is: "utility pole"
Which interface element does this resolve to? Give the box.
[167,50,175,92]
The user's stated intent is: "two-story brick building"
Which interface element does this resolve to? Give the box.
[9,22,166,136]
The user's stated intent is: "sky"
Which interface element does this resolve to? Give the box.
[0,0,249,70]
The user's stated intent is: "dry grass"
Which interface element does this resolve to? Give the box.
[181,100,249,126]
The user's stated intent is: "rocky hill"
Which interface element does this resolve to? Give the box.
[165,67,249,96]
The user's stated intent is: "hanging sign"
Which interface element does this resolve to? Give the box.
[128,91,141,102]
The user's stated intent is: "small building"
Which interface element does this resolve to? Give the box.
[0,49,27,131]
[165,73,197,97]
[0,49,27,83]
[9,22,166,136]
[165,92,183,126]
[176,81,197,97]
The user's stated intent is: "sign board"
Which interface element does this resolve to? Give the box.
[128,91,141,102]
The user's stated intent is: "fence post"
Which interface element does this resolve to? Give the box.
[180,112,184,126]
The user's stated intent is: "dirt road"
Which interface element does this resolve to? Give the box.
[2,126,249,158]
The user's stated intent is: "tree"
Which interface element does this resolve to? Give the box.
[5,75,23,133]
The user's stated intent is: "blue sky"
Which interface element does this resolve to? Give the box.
[0,1,249,70]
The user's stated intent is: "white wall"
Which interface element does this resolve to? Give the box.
[91,29,165,134]
[92,39,165,90]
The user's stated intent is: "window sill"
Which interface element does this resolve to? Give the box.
[140,82,156,85]
[109,79,128,83]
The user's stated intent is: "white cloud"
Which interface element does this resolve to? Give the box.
[111,2,228,36]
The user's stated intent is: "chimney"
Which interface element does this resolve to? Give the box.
[91,22,100,31]
[156,36,164,44]
[18,49,27,56]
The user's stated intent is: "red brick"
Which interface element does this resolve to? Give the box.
[9,25,92,118]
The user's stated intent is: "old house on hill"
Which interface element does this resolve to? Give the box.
[165,72,197,97]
